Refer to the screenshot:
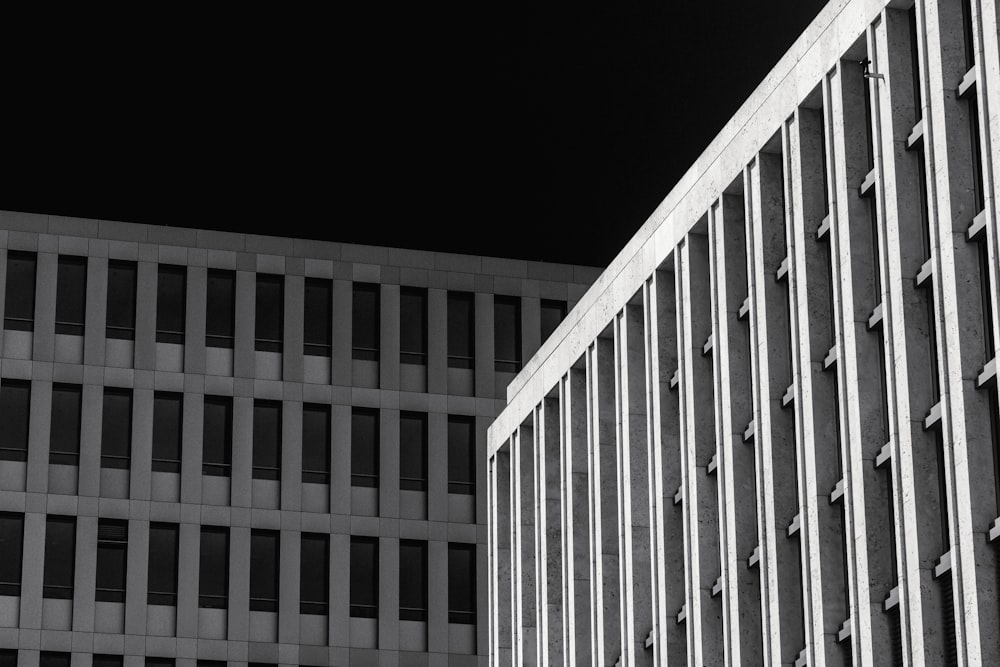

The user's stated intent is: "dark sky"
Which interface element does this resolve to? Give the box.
[1,4,827,268]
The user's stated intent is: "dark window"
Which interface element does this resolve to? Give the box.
[106,260,137,340]
[300,533,329,615]
[0,380,30,462]
[93,656,123,667]
[350,536,378,618]
[400,287,427,365]
[448,416,476,495]
[55,255,87,335]
[40,653,70,667]
[156,264,186,344]
[145,659,174,667]
[447,292,475,369]
[50,384,82,465]
[202,396,232,477]
[101,388,132,469]
[96,519,127,602]
[255,274,284,353]
[253,400,282,480]
[304,278,332,356]
[250,529,279,612]
[351,408,379,488]
[199,526,229,609]
[399,540,427,621]
[448,543,476,624]
[0,651,13,667]
[494,295,522,372]
[4,251,36,331]
[43,516,75,599]
[540,299,567,343]
[206,269,236,348]
[0,512,23,596]
[196,662,225,667]
[399,412,427,492]
[302,404,331,484]
[148,523,179,605]
[152,392,183,473]
[352,282,380,361]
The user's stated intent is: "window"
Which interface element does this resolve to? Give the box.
[350,536,378,618]
[93,656,123,667]
[250,529,279,612]
[156,264,186,344]
[448,416,476,495]
[145,659,174,667]
[55,255,87,335]
[400,287,427,365]
[206,269,236,348]
[0,651,14,667]
[96,519,127,602]
[152,392,183,473]
[0,513,23,596]
[199,526,229,609]
[302,404,331,484]
[447,291,474,369]
[351,408,379,488]
[448,543,476,624]
[50,384,82,465]
[196,662,225,667]
[148,523,179,605]
[4,251,36,331]
[106,260,137,340]
[40,653,70,667]
[304,278,332,356]
[399,540,427,621]
[101,388,132,469]
[399,412,427,492]
[352,282,380,361]
[253,400,282,480]
[202,396,232,477]
[255,274,284,352]
[43,516,75,599]
[540,299,567,343]
[300,533,329,615]
[0,380,30,462]
[493,295,521,372]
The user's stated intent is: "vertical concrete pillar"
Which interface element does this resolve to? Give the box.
[71,515,97,634]
[329,533,350,649]
[379,408,400,519]
[228,526,251,641]
[175,522,200,639]
[233,270,255,379]
[534,398,563,664]
[521,296,541,364]
[184,265,207,375]
[283,274,305,383]
[427,537,448,656]
[279,528,300,644]
[331,279,352,386]
[281,401,302,512]
[0,249,6,351]
[180,392,204,505]
[129,389,154,501]
[83,257,107,366]
[475,292,495,398]
[512,420,537,666]
[32,251,56,362]
[231,397,254,508]
[134,260,157,370]
[427,412,448,523]
[26,380,52,493]
[18,512,44,629]
[489,447,514,666]
[427,288,448,395]
[380,283,400,391]
[124,518,149,635]
[77,384,103,499]
[330,405,351,516]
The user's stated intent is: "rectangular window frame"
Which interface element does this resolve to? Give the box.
[399,411,427,492]
[448,542,477,625]
[250,529,279,612]
[147,522,179,606]
[0,379,31,463]
[252,399,282,481]
[43,516,76,600]
[448,415,476,495]
[352,282,380,361]
[299,532,329,615]
[95,519,127,603]
[349,536,378,618]
[400,287,428,365]
[152,391,183,473]
[399,539,427,621]
[4,250,37,332]
[55,255,87,336]
[199,525,229,609]
[255,273,284,353]
[493,295,522,373]
[0,512,24,596]
[304,277,332,357]
[206,269,236,349]
[351,407,379,488]
[101,388,133,470]
[156,264,187,344]
[447,291,475,369]
[49,383,82,466]
[202,395,233,477]
[106,260,137,340]
[302,403,331,485]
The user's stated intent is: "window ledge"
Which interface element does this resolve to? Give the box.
[933,550,952,578]
[958,65,977,98]
[924,401,942,430]
[824,345,838,369]
[968,209,987,240]
[743,419,755,443]
[787,512,801,537]
[676,603,686,624]
[711,576,723,597]
[867,303,883,330]
[669,369,679,389]
[858,168,877,198]
[738,296,751,321]
[794,648,808,667]
[979,358,998,388]
[988,516,1000,542]
[905,119,925,150]
[875,442,892,468]
[702,333,714,356]
[830,478,845,503]
[884,585,900,610]
[782,383,795,407]
[644,628,654,649]
[748,545,761,569]
[817,214,832,240]
[673,486,683,506]
[776,256,790,282]
[837,618,852,642]
[915,258,933,287]
[706,453,718,475]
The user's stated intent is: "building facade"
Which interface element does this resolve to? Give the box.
[487,0,1000,664]
[0,211,600,667]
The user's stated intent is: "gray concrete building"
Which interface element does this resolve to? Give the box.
[488,0,1000,664]
[0,210,601,667]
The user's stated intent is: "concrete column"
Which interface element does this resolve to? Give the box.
[512,420,537,666]
[32,251,56,362]
[180,392,204,505]
[427,288,448,395]
[377,536,399,651]
[521,296,541,364]
[283,274,305,383]
[279,528,300,644]
[491,447,513,666]
[475,292,494,398]
[427,412,448,523]
[184,265,207,375]
[427,537,448,655]
[329,533,350,649]
[83,257,107,366]
[129,389,153,501]
[331,279,352,387]
[281,400,302,512]
[233,270,255,379]
[476,415,491,526]
[77,384,103,498]
[379,408,399,519]
[380,284,400,391]
[18,512,45,629]
[534,398,563,664]
[134,260,157,370]
[176,522,200,639]
[231,397,254,508]
[71,515,97,633]
[0,249,6,351]
[228,526,251,641]
[330,405,351,516]
[124,518,149,635]
[26,380,52,493]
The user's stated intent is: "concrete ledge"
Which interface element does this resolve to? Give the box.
[823,345,838,369]
[816,214,831,240]
[958,65,977,97]
[867,303,883,330]
[933,550,952,578]
[915,258,933,287]
[883,586,899,610]
[923,401,942,430]
[837,618,851,643]
[858,167,877,197]
[875,442,892,468]
[748,545,760,569]
[977,357,997,388]
[738,296,751,320]
[776,256,790,282]
[968,210,987,240]
[711,577,722,597]
[702,333,713,356]
[830,478,845,503]
[905,119,924,150]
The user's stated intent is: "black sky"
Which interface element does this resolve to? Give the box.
[1,4,827,268]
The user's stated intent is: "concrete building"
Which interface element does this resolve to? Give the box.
[487,0,1000,664]
[0,210,601,667]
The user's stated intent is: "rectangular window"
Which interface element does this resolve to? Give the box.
[250,529,279,612]
[145,659,174,667]
[0,512,23,596]
[493,295,522,372]
[351,408,379,488]
[4,251,36,331]
[300,533,329,615]
[399,412,427,492]
[0,380,30,462]
[0,651,14,667]
[255,274,284,353]
[199,526,229,609]
[50,384,82,465]
[43,516,75,599]
[202,396,232,477]
[55,255,87,335]
[93,656,123,667]
[448,543,476,624]
[448,416,476,495]
[101,388,132,469]
[302,404,331,484]
[206,269,236,348]
[540,299,567,343]
[148,523,179,605]
[304,278,332,356]
[196,662,225,667]
[156,264,186,344]
[106,260,137,340]
[399,540,427,621]
[252,400,282,480]
[352,282,380,361]
[350,536,378,618]
[96,519,127,602]
[400,287,427,365]
[152,392,183,473]
[40,653,70,667]
[447,291,475,369]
